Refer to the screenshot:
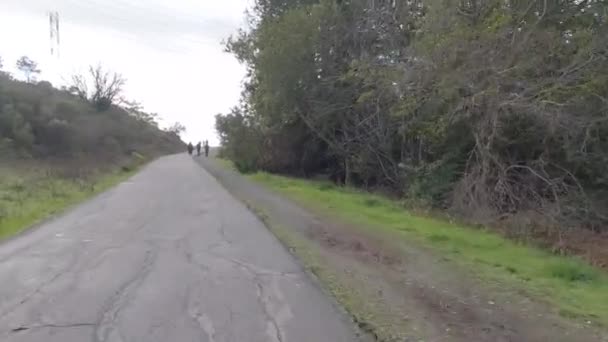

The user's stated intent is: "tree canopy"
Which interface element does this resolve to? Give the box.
[217,0,608,233]
[69,65,126,111]
[16,56,41,83]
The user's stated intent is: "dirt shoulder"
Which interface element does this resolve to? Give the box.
[196,157,607,342]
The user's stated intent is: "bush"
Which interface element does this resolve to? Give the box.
[0,74,183,162]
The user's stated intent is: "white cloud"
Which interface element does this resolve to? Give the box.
[0,0,251,145]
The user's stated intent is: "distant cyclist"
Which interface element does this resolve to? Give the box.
[196,142,201,156]
[204,140,210,157]
[187,142,193,155]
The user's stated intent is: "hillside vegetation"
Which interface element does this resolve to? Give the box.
[0,63,183,238]
[0,71,182,162]
[216,0,608,258]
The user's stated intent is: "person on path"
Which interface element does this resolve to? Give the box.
[187,142,193,155]
[204,140,210,157]
[196,142,201,156]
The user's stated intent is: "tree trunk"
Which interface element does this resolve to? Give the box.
[344,157,352,186]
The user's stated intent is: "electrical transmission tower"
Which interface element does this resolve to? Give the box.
[49,11,60,57]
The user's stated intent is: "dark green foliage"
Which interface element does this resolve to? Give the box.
[549,262,598,283]
[215,109,261,173]
[0,73,183,162]
[15,56,40,83]
[217,0,608,232]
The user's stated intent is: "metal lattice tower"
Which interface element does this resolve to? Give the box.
[49,12,60,57]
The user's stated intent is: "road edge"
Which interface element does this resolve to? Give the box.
[0,158,156,247]
[193,156,375,342]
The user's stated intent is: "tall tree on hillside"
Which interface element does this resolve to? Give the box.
[166,122,186,136]
[70,65,126,111]
[16,56,41,83]
[89,65,125,111]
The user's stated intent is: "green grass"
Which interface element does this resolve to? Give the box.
[214,157,237,171]
[0,166,138,240]
[248,171,608,326]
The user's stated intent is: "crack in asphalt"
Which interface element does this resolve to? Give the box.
[175,234,211,275]
[216,252,289,342]
[182,281,214,342]
[0,202,162,325]
[10,322,96,333]
[94,249,158,342]
[193,311,217,342]
[0,250,81,321]
[218,216,233,246]
[255,282,284,342]
[192,246,291,342]
[217,253,302,278]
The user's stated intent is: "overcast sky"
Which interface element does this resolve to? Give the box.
[0,0,251,145]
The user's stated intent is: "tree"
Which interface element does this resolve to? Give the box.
[68,73,88,100]
[89,65,125,111]
[16,56,41,82]
[166,122,186,136]
[217,0,608,236]
[70,65,126,111]
[0,56,6,77]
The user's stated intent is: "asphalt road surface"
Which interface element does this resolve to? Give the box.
[0,155,359,342]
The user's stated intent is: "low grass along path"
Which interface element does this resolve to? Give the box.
[250,173,608,324]
[0,163,140,241]
[205,157,608,341]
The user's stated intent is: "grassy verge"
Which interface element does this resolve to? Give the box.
[0,160,142,240]
[244,171,608,326]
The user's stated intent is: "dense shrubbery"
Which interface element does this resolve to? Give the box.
[217,0,608,234]
[0,71,183,165]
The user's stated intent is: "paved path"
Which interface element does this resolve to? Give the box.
[0,155,358,342]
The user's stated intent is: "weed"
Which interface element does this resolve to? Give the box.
[559,309,581,319]
[363,198,380,207]
[8,180,25,193]
[428,233,450,242]
[0,204,7,221]
[548,262,598,283]
[318,183,335,191]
